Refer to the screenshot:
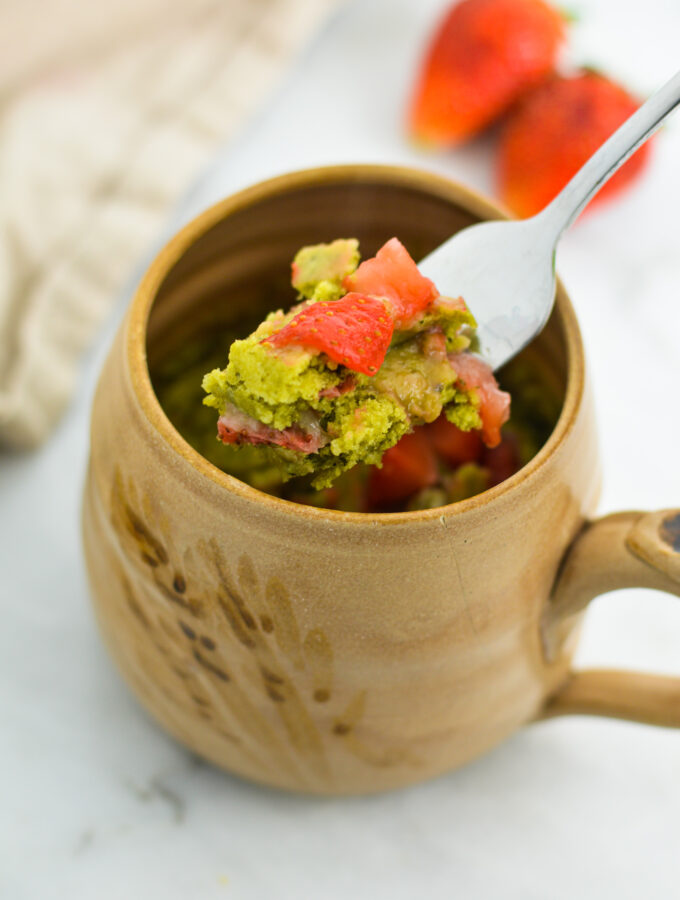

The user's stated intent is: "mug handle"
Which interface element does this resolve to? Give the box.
[540,509,680,727]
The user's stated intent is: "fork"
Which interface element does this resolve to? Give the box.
[418,68,680,370]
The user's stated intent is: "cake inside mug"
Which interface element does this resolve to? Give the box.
[202,238,510,485]
[151,238,562,513]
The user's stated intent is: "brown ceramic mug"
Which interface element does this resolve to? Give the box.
[83,165,680,795]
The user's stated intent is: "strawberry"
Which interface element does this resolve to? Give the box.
[450,353,511,447]
[265,292,394,376]
[499,71,652,217]
[409,0,566,146]
[367,428,439,508]
[425,413,484,467]
[343,238,438,329]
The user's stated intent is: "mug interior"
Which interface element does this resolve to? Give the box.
[145,169,570,503]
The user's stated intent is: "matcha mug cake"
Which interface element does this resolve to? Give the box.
[83,166,680,794]
[200,235,514,508]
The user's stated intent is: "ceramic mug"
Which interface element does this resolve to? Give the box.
[82,166,680,795]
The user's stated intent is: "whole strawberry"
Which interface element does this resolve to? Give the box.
[409,0,567,146]
[499,71,652,217]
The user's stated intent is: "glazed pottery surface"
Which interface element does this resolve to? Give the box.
[83,166,680,794]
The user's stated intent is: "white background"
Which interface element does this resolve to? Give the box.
[2,0,679,896]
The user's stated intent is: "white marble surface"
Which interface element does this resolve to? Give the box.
[2,0,680,897]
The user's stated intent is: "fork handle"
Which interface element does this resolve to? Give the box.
[537,68,680,235]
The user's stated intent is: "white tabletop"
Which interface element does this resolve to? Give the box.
[2,1,680,897]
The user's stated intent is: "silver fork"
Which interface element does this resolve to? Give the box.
[418,69,680,371]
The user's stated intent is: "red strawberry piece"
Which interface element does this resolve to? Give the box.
[367,428,439,508]
[425,413,484,467]
[217,404,326,454]
[343,238,438,330]
[450,353,511,447]
[409,0,566,146]
[499,71,652,217]
[265,293,394,376]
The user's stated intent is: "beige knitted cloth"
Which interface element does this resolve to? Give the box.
[0,0,340,449]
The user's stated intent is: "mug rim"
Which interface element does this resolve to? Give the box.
[126,164,585,525]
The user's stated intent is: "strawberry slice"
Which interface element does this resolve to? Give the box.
[425,413,484,467]
[265,293,394,376]
[367,428,439,508]
[217,403,326,453]
[499,72,652,218]
[409,0,567,146]
[343,238,438,329]
[450,354,511,448]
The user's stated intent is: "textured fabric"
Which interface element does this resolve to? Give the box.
[0,0,340,449]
